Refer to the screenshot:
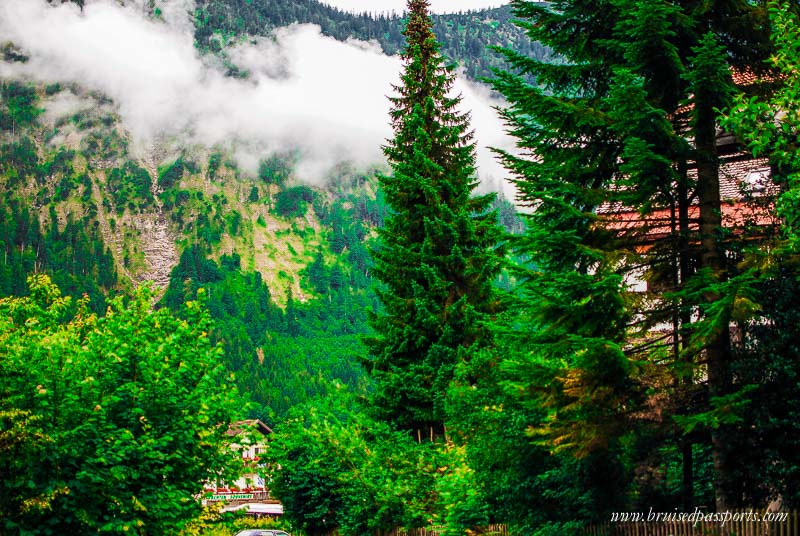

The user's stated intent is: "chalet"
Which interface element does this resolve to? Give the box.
[589,69,786,398]
[601,155,779,253]
[600,69,781,286]
[203,419,283,516]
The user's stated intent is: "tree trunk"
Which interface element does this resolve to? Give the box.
[695,103,733,512]
[677,159,695,511]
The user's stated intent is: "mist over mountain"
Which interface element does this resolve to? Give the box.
[0,0,514,185]
[194,0,547,81]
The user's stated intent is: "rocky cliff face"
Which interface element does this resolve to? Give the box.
[138,144,179,293]
[134,215,179,291]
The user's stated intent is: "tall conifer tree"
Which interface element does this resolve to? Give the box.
[366,0,504,439]
[493,0,772,512]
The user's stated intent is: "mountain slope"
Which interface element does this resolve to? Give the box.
[193,0,549,80]
[0,73,390,420]
[0,0,524,423]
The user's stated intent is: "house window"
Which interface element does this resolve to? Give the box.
[744,168,770,194]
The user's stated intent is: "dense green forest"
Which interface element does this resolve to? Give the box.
[0,81,118,309]
[0,275,243,534]
[193,0,549,80]
[2,0,800,535]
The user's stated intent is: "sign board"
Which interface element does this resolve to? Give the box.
[206,493,255,501]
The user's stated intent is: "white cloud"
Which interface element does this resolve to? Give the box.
[0,0,513,188]
[319,0,509,15]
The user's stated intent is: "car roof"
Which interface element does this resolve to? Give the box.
[235,530,290,536]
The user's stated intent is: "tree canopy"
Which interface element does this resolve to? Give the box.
[489,0,791,520]
[0,276,243,535]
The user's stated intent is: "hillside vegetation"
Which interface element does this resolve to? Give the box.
[0,67,521,421]
[0,74,377,421]
[193,0,549,80]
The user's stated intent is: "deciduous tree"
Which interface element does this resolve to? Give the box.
[0,276,243,535]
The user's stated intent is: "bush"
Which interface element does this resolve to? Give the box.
[274,185,316,219]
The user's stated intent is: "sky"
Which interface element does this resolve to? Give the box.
[0,0,514,189]
[318,0,509,15]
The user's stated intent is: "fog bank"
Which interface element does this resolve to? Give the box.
[0,0,512,189]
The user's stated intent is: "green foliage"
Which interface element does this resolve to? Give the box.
[0,109,117,306]
[43,148,78,200]
[435,445,489,535]
[0,137,40,185]
[721,266,800,506]
[243,333,369,419]
[207,151,224,181]
[0,275,244,534]
[274,185,315,218]
[725,1,800,251]
[108,161,155,213]
[162,245,372,423]
[0,198,117,309]
[675,385,758,435]
[181,509,292,536]
[265,391,440,536]
[163,245,224,291]
[80,129,128,161]
[158,157,194,190]
[718,2,800,505]
[486,0,775,520]
[367,0,506,436]
[258,153,292,186]
[323,193,380,257]
[304,250,329,294]
[165,246,276,366]
[0,80,41,133]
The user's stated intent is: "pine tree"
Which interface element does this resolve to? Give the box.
[715,0,800,506]
[491,0,639,466]
[492,0,773,514]
[366,0,505,439]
